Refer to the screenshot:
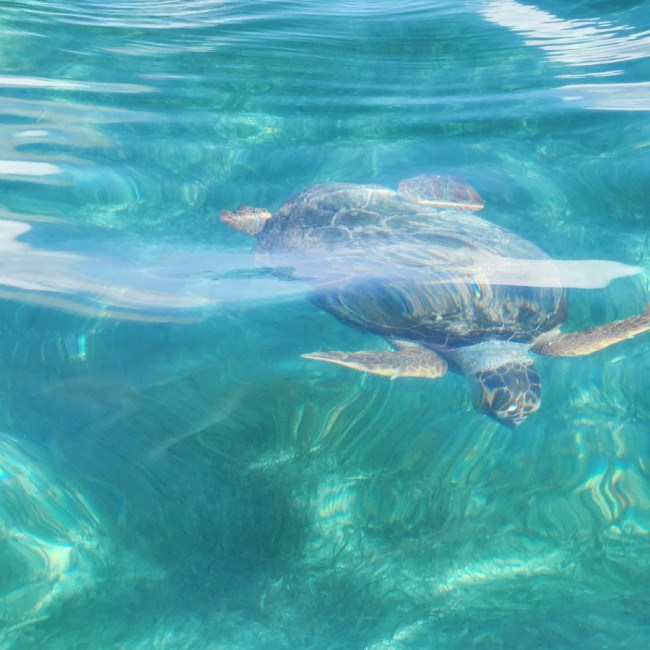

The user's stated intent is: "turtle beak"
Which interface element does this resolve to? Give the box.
[471,362,542,427]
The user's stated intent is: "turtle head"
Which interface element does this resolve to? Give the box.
[452,341,542,427]
[469,360,541,427]
[221,206,272,236]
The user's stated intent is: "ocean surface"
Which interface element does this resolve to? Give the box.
[1,0,650,647]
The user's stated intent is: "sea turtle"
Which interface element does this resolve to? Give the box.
[221,175,650,426]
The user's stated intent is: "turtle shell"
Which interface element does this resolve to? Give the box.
[254,183,567,348]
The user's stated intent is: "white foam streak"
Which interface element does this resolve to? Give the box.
[456,255,642,289]
[480,0,650,68]
[0,220,643,322]
[559,81,650,111]
[0,75,153,94]
[0,160,63,177]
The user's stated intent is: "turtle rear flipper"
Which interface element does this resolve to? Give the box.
[302,340,447,379]
[531,304,650,357]
[221,206,271,236]
[397,173,484,212]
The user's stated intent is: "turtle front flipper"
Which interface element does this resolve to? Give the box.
[397,174,484,212]
[302,340,447,379]
[531,304,650,357]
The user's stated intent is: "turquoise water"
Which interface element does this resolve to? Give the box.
[1,0,650,647]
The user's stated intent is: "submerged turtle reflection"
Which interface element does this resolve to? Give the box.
[222,174,650,426]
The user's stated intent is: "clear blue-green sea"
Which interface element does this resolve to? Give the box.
[1,1,650,647]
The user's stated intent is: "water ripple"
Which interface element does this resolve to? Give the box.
[4,0,231,29]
